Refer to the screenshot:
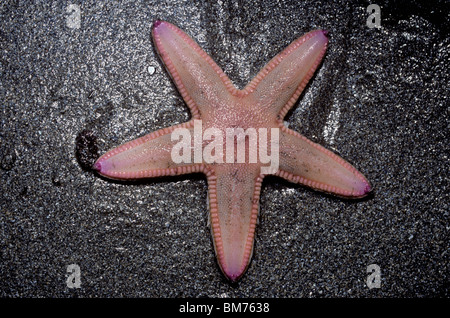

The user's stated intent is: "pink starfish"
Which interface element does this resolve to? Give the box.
[94,20,371,282]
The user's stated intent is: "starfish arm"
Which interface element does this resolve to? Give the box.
[207,165,262,282]
[152,21,236,118]
[94,122,202,180]
[276,128,371,198]
[245,29,328,119]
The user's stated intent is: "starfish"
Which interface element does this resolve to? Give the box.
[94,20,371,282]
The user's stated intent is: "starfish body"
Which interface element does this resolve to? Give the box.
[94,21,371,282]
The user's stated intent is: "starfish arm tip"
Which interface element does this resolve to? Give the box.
[364,182,373,195]
[222,268,245,283]
[352,179,372,198]
[322,30,329,37]
[92,161,102,172]
[153,20,163,29]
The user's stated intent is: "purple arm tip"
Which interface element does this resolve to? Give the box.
[153,20,162,29]
[365,183,372,194]
[322,30,329,37]
[93,161,101,172]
